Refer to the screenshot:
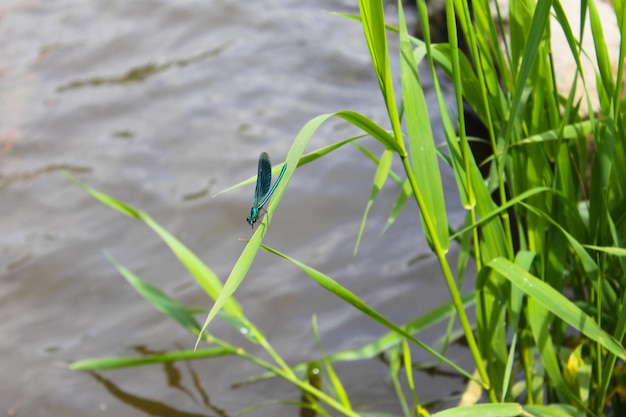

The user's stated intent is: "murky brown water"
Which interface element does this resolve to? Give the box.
[1,1,470,415]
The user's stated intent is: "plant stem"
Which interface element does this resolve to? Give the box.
[400,153,494,399]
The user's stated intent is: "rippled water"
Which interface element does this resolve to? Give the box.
[0,1,469,415]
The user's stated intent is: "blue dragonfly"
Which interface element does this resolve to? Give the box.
[246,152,287,227]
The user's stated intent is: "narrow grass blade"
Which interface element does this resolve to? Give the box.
[516,121,594,146]
[398,1,449,250]
[232,292,475,387]
[311,316,351,409]
[358,413,404,417]
[588,0,615,100]
[354,149,393,255]
[450,187,552,241]
[105,252,202,335]
[353,142,403,186]
[431,403,523,417]
[432,42,485,124]
[336,110,403,154]
[216,310,264,344]
[583,245,626,256]
[488,257,626,360]
[527,297,583,406]
[503,0,551,146]
[358,0,390,92]
[194,216,270,349]
[327,291,475,364]
[551,1,592,106]
[523,404,585,417]
[107,252,263,348]
[69,347,235,371]
[381,179,411,236]
[65,173,242,316]
[261,244,477,383]
[237,399,330,417]
[351,142,408,236]
[501,252,535,401]
[426,5,475,212]
[402,338,421,414]
[358,0,404,151]
[520,203,598,277]
[214,135,366,198]
[388,345,410,416]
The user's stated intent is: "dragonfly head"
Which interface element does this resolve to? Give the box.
[246,207,259,227]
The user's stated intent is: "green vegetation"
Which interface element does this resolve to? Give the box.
[69,1,626,416]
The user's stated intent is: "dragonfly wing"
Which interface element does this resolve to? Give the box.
[257,163,286,210]
[253,152,272,207]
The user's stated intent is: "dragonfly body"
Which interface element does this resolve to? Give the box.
[246,152,286,227]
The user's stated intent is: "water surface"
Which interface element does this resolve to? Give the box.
[0,1,469,415]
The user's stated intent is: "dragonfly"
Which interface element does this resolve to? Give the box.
[246,152,287,227]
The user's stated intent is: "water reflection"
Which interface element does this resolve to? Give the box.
[0,0,464,415]
[89,345,230,417]
[0,164,90,191]
[57,44,229,92]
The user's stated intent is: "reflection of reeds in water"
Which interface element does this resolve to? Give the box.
[57,43,230,92]
[0,164,90,191]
